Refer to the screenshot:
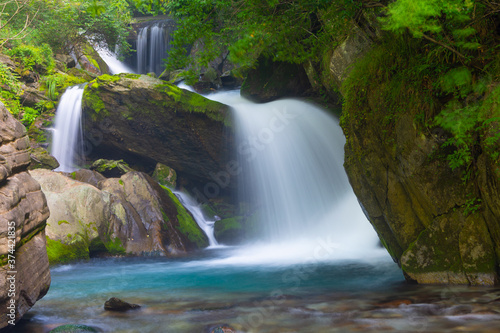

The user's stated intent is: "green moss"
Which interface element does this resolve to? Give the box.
[155,83,232,127]
[104,237,126,255]
[119,179,124,186]
[95,74,121,83]
[87,56,100,71]
[46,237,89,264]
[83,84,107,120]
[161,185,209,248]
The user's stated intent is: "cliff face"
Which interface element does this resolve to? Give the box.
[0,102,51,329]
[334,24,500,285]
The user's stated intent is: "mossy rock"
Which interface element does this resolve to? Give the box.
[49,324,99,332]
[214,217,245,245]
[162,186,209,248]
[90,159,133,178]
[152,163,177,188]
[29,147,59,170]
[81,74,234,192]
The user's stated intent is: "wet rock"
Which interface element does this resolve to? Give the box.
[152,163,177,188]
[104,297,141,312]
[28,147,60,170]
[69,169,106,188]
[90,159,133,178]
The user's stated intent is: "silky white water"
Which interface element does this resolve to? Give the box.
[51,85,85,172]
[136,21,174,75]
[174,191,220,247]
[204,90,384,262]
[96,47,135,74]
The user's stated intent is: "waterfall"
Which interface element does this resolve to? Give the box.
[206,91,381,262]
[136,20,174,75]
[174,191,220,247]
[96,47,135,75]
[51,85,85,173]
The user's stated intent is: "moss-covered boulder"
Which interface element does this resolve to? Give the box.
[241,56,312,103]
[214,217,245,245]
[81,74,234,192]
[30,169,208,262]
[29,147,60,170]
[100,172,209,253]
[90,159,133,178]
[152,162,177,188]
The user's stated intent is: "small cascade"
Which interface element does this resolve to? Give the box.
[96,47,135,74]
[136,20,175,75]
[174,191,220,247]
[51,85,85,172]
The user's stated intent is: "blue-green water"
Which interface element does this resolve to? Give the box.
[18,248,500,332]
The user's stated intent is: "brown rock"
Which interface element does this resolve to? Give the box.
[104,297,140,312]
[0,101,50,329]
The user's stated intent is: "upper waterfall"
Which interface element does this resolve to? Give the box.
[136,20,175,75]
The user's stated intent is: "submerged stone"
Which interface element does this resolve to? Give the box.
[104,297,141,312]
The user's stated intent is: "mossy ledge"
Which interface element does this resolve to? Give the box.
[81,74,236,192]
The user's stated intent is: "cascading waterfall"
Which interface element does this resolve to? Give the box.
[51,85,86,172]
[96,46,135,75]
[174,191,220,247]
[136,20,174,75]
[205,91,382,262]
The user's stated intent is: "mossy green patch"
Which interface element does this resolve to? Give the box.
[161,185,209,248]
[83,84,107,120]
[155,83,232,127]
[46,237,89,264]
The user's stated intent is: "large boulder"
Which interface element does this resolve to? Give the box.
[81,74,235,192]
[0,102,50,329]
[30,169,208,261]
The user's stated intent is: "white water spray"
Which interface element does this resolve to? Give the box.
[51,85,85,172]
[205,90,384,262]
[173,191,221,248]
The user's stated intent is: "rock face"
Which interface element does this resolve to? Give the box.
[338,34,500,284]
[241,56,312,103]
[30,169,208,261]
[81,74,234,191]
[0,102,50,329]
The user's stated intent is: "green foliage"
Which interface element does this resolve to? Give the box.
[7,43,55,75]
[21,107,40,127]
[19,0,133,57]
[42,73,86,100]
[0,63,22,94]
[136,0,360,75]
[464,194,482,216]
